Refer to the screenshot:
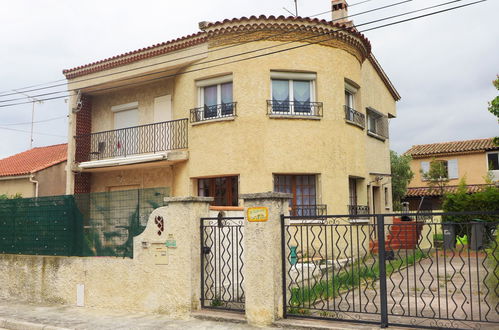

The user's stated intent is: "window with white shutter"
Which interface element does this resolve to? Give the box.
[421,161,430,174]
[447,159,459,179]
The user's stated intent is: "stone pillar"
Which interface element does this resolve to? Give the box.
[133,196,213,315]
[241,192,292,326]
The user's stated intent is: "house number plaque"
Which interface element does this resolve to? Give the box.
[247,207,269,222]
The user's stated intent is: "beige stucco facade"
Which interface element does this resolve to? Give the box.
[408,152,492,187]
[65,17,399,215]
[0,176,34,197]
[0,162,66,198]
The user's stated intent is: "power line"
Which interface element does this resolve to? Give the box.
[0,0,486,109]
[0,0,379,97]
[0,0,412,100]
[1,115,68,126]
[0,126,67,138]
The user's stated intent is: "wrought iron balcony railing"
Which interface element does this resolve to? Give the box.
[344,106,365,128]
[290,204,327,217]
[267,100,323,117]
[75,118,188,163]
[190,102,236,123]
[348,205,370,216]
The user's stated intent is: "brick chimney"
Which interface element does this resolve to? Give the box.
[331,0,351,25]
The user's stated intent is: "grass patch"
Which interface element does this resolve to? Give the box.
[289,250,428,308]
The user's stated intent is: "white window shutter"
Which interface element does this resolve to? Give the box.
[448,159,458,179]
[421,161,430,174]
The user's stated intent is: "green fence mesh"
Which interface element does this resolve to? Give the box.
[0,187,169,258]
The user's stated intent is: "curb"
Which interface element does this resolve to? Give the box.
[0,317,72,330]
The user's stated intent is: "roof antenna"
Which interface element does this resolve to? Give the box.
[283,0,298,16]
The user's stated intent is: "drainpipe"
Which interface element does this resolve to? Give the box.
[29,174,39,197]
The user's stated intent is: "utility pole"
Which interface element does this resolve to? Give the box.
[12,89,43,149]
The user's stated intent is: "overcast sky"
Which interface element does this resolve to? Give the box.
[0,0,497,159]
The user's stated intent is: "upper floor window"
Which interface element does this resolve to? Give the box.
[366,107,389,140]
[268,71,322,117]
[191,75,235,122]
[487,152,499,171]
[198,176,238,206]
[344,80,364,128]
[421,159,458,179]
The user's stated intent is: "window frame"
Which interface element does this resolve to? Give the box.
[366,107,389,140]
[197,175,239,207]
[269,71,317,116]
[274,174,318,215]
[195,75,234,121]
[487,152,499,171]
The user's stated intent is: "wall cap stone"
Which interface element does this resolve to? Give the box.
[164,196,214,203]
[241,192,292,200]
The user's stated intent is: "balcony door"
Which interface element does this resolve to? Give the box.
[114,107,139,157]
[153,95,172,150]
[274,175,317,216]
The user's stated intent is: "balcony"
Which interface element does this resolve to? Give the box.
[290,204,327,217]
[267,100,323,118]
[75,119,188,166]
[348,205,370,216]
[190,102,237,123]
[344,106,365,129]
[367,108,389,140]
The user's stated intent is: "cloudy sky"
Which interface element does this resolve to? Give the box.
[0,0,497,159]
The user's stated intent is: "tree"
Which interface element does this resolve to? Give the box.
[421,158,449,196]
[390,150,414,211]
[488,75,499,145]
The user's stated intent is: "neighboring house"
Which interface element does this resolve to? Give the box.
[404,138,499,210]
[0,144,67,198]
[64,0,400,216]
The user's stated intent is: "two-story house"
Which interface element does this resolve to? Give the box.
[64,0,400,217]
[404,137,499,210]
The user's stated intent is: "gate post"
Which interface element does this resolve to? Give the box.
[241,192,292,327]
[377,214,389,328]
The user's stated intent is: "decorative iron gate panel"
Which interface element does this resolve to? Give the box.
[281,212,499,329]
[201,217,244,311]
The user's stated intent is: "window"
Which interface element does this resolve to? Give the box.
[269,71,319,116]
[421,159,458,179]
[193,75,234,121]
[198,176,238,206]
[274,174,319,215]
[487,152,499,170]
[366,107,389,139]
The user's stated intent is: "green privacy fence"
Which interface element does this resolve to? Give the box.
[0,188,169,258]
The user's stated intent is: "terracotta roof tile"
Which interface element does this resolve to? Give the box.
[405,138,498,158]
[0,144,67,177]
[405,184,493,197]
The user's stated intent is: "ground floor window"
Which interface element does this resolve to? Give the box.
[198,176,238,206]
[274,174,317,215]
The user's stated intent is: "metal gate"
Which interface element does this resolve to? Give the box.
[200,216,245,311]
[281,212,499,329]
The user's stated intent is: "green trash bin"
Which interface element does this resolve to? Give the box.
[470,219,486,251]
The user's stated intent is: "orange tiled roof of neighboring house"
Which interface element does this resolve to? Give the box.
[405,184,494,197]
[405,138,498,158]
[0,144,67,177]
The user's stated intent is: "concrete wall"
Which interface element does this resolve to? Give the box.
[37,162,67,197]
[0,177,33,197]
[409,152,490,187]
[0,197,211,317]
[90,166,173,193]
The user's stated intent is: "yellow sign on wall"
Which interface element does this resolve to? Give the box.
[247,207,269,222]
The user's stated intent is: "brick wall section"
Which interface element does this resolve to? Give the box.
[74,95,92,194]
